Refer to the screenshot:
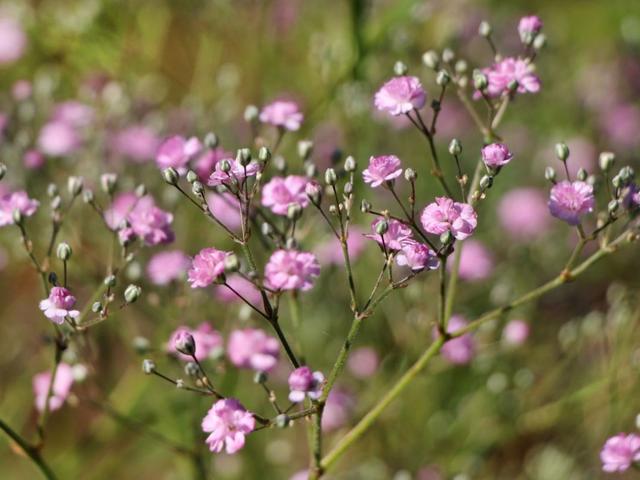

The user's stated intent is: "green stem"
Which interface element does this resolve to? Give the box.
[0,419,57,480]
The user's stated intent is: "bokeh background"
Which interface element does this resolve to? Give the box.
[1,0,640,479]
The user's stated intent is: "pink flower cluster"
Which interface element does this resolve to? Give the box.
[481,143,513,169]
[262,175,310,215]
[147,250,190,285]
[421,197,478,240]
[264,250,320,291]
[260,100,303,131]
[601,433,640,472]
[548,180,595,225]
[207,156,261,187]
[518,15,543,44]
[156,135,202,171]
[39,287,80,325]
[188,247,232,288]
[105,193,174,246]
[374,76,426,115]
[168,323,223,361]
[201,398,255,454]
[227,328,280,372]
[288,366,324,402]
[362,155,403,187]
[476,57,540,98]
[366,218,412,251]
[110,125,160,163]
[33,363,74,412]
[396,239,439,272]
[0,190,39,226]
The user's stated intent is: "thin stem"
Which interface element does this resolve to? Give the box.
[0,418,57,479]
[190,355,224,399]
[268,317,300,369]
[223,282,268,319]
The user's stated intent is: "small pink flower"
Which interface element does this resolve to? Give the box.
[147,250,190,285]
[600,433,640,473]
[374,76,426,116]
[518,16,543,44]
[476,57,540,98]
[23,150,44,169]
[207,156,261,187]
[347,347,379,379]
[365,218,413,251]
[481,143,513,169]
[498,188,551,240]
[502,320,529,346]
[12,80,32,101]
[0,190,39,226]
[259,100,303,131]
[315,228,367,265]
[362,155,403,187]
[0,17,27,65]
[453,239,494,281]
[110,125,160,163]
[436,316,475,365]
[52,101,94,128]
[39,287,80,325]
[104,193,137,230]
[420,197,477,240]
[264,250,320,292]
[188,247,231,288]
[396,239,439,272]
[214,274,262,305]
[37,121,81,157]
[261,175,310,215]
[156,135,202,171]
[227,328,280,372]
[322,388,354,431]
[288,366,324,402]
[195,147,233,181]
[168,323,223,362]
[127,196,174,246]
[201,398,255,454]
[206,193,243,231]
[33,363,74,412]
[548,180,595,225]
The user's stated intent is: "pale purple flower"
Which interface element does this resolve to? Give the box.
[548,180,595,225]
[37,121,81,157]
[322,388,353,431]
[453,239,494,281]
[437,316,475,365]
[264,250,320,292]
[288,366,324,402]
[23,149,44,169]
[347,347,379,379]
[374,76,426,116]
[600,433,640,473]
[502,320,529,346]
[518,16,543,44]
[259,100,303,131]
[420,197,478,240]
[168,323,223,362]
[195,147,233,181]
[481,143,513,169]
[315,228,367,265]
[261,175,310,215]
[201,398,255,454]
[227,328,280,372]
[498,188,551,240]
[477,57,540,98]
[0,17,27,65]
[110,125,160,163]
[187,247,231,288]
[206,192,243,230]
[52,101,94,128]
[214,274,262,305]
[365,218,413,251]
[362,155,403,187]
[207,156,261,187]
[0,190,39,226]
[623,184,640,210]
[600,104,640,150]
[104,193,137,230]
[126,196,174,245]
[12,80,32,101]
[146,250,190,285]
[156,135,202,171]
[39,287,80,325]
[396,239,439,272]
[33,363,74,412]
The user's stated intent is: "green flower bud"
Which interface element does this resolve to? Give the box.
[162,167,179,185]
[422,50,439,69]
[67,176,84,197]
[394,61,408,76]
[436,70,450,86]
[479,175,493,190]
[258,146,271,163]
[442,48,455,63]
[204,132,219,149]
[287,203,303,220]
[545,166,556,182]
[473,70,488,90]
[236,148,252,166]
[56,242,72,261]
[186,170,198,183]
[100,173,118,194]
[577,168,588,181]
[478,21,492,37]
[344,155,357,172]
[375,220,389,236]
[404,168,417,182]
[555,142,570,162]
[448,138,462,156]
[124,284,142,304]
[598,152,615,172]
[324,168,337,186]
[142,359,156,374]
[243,105,259,123]
[224,253,240,272]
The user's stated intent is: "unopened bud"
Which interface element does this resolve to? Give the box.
[324,168,337,186]
[67,176,84,196]
[545,166,556,182]
[274,155,287,173]
[142,359,156,374]
[135,184,147,197]
[361,199,371,213]
[47,183,58,197]
[51,196,62,210]
[82,189,94,204]
[577,168,588,182]
[436,70,450,86]
[12,209,22,225]
[608,199,619,215]
[174,331,196,356]
[478,21,492,37]
[344,155,357,172]
[48,272,58,285]
[448,138,462,156]
[440,230,452,244]
[124,284,142,304]
[219,159,231,173]
[344,182,353,195]
[404,168,417,182]
[244,105,259,123]
[297,140,313,160]
[185,362,200,377]
[56,242,72,261]
[162,167,179,185]
[479,175,493,190]
[91,301,103,313]
[192,181,204,196]
[186,170,198,183]
[305,182,322,203]
[258,146,271,162]
[375,220,389,236]
[100,173,118,194]
[533,33,546,50]
[0,163,6,180]
[598,152,615,172]
[287,203,303,220]
[222,253,239,272]
[455,60,468,74]
[104,275,116,287]
[393,61,408,76]
[204,132,219,149]
[619,166,635,184]
[422,50,439,69]
[237,148,252,166]
[285,238,298,250]
[253,371,268,384]
[473,70,488,90]
[555,142,570,162]
[275,414,290,428]
[261,222,273,237]
[442,48,455,63]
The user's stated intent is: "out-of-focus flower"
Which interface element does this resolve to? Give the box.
[0,16,27,65]
[476,57,540,98]
[437,315,475,365]
[195,147,233,181]
[315,228,367,265]
[396,239,439,272]
[518,16,543,44]
[600,104,640,150]
[127,196,174,245]
[188,247,231,288]
[498,188,551,240]
[33,363,74,412]
[261,175,310,215]
[207,156,261,187]
[38,121,81,157]
[206,193,242,231]
[264,250,320,291]
[12,79,32,100]
[374,76,426,115]
[104,192,137,229]
[421,197,477,240]
[502,319,529,346]
[453,239,494,281]
[227,328,280,372]
[201,398,255,454]
[600,433,640,473]
[214,274,262,305]
[288,366,324,402]
[52,101,94,128]
[156,135,202,171]
[39,287,80,325]
[168,323,223,361]
[365,218,413,251]
[347,347,379,379]
[548,180,594,225]
[0,190,39,226]
[322,388,353,431]
[259,100,303,131]
[110,125,160,163]
[146,250,190,285]
[362,155,403,187]
[23,149,44,169]
[481,143,513,169]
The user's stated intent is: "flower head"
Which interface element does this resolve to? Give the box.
[453,239,494,281]
[365,218,413,251]
[362,155,403,187]
[168,323,223,361]
[201,398,255,454]
[518,16,543,44]
[264,250,320,292]
[476,57,540,98]
[600,433,640,473]
[374,76,426,116]
[259,101,303,131]
[39,287,80,325]
[156,135,202,171]
[195,147,233,181]
[147,250,190,285]
[502,319,529,346]
[110,125,160,163]
[548,180,595,225]
[396,239,439,272]
[437,316,475,365]
[0,190,39,227]
[207,156,261,187]
[127,196,174,245]
[420,197,477,240]
[498,188,551,240]
[0,17,27,65]
[261,175,310,215]
[52,101,94,128]
[227,328,280,372]
[481,143,513,169]
[188,247,232,288]
[37,121,81,157]
[33,363,74,412]
[288,366,324,402]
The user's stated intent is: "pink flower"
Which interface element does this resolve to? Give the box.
[156,135,202,171]
[168,323,223,362]
[104,192,137,230]
[227,328,280,372]
[315,228,367,265]
[214,274,262,305]
[37,121,81,157]
[52,101,94,128]
[12,80,32,101]
[23,150,44,169]
[201,398,255,454]
[195,147,233,181]
[420,197,477,240]
[264,250,320,291]
[481,143,513,169]
[548,180,595,225]
[110,125,160,163]
[207,156,261,187]
[502,320,529,346]
[33,363,74,412]
[206,193,243,231]
[146,250,190,285]
[39,287,80,325]
[396,239,439,272]
[374,76,426,115]
[498,188,551,240]
[362,155,403,187]
[322,388,353,431]
[453,239,494,281]
[0,190,39,226]
[518,16,543,44]
[288,366,324,402]
[477,57,540,98]
[259,100,303,131]
[347,347,379,379]
[0,17,27,65]
[188,247,231,288]
[261,175,310,215]
[600,433,640,473]
[600,104,640,150]
[127,196,174,245]
[365,218,413,251]
[437,316,475,365]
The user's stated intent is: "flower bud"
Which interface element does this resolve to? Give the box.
[287,203,303,221]
[455,60,468,74]
[285,238,298,250]
[186,170,198,183]
[328,205,338,215]
[404,168,417,182]
[598,152,615,172]
[135,184,147,197]
[478,21,492,37]
[619,166,635,184]
[577,168,588,182]
[174,331,196,356]
[261,222,273,237]
[305,181,321,203]
[0,163,6,180]
[203,131,218,148]
[422,50,439,69]
[448,138,462,156]
[47,183,58,197]
[393,61,408,76]
[297,140,313,160]
[473,70,488,90]
[479,175,493,190]
[533,33,546,50]
[555,142,570,162]
[142,359,156,374]
[100,173,118,194]
[48,272,58,285]
[219,159,231,173]
[275,414,290,428]
[545,166,556,182]
[192,181,204,196]
[612,175,622,189]
[608,199,619,215]
[131,336,150,354]
[162,167,179,185]
[442,48,455,63]
[258,146,271,163]
[360,199,371,213]
[12,209,23,225]
[344,155,357,172]
[324,168,337,186]
[82,189,94,204]
[253,371,268,384]
[67,176,84,196]
[440,230,452,244]
[237,148,252,166]
[124,284,142,304]
[244,105,259,123]
[104,274,116,287]
[436,70,450,87]
[304,162,316,178]
[56,242,72,261]
[91,301,102,313]
[50,196,62,211]
[375,220,389,235]
[185,361,200,377]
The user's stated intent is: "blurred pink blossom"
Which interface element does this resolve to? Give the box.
[33,363,74,412]
[453,239,494,281]
[600,433,640,473]
[110,125,160,163]
[374,76,426,115]
[147,250,190,285]
[261,175,310,215]
[502,319,529,346]
[347,347,379,379]
[315,228,367,265]
[498,188,551,240]
[437,316,475,365]
[0,16,27,65]
[227,328,280,373]
[0,190,39,226]
[188,247,231,288]
[38,121,81,156]
[260,100,303,131]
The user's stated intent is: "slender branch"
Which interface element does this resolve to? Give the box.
[0,419,57,479]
